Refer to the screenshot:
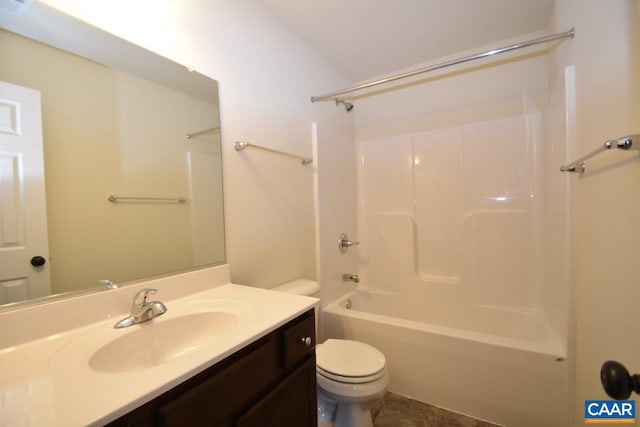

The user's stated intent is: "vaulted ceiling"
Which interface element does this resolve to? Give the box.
[259,0,555,82]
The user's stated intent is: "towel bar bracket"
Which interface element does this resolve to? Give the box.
[560,134,640,173]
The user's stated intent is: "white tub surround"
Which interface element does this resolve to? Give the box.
[339,47,574,426]
[0,264,318,426]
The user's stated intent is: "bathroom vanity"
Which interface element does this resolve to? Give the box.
[0,265,319,426]
[107,309,317,426]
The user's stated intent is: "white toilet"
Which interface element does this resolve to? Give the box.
[316,338,389,427]
[272,279,389,427]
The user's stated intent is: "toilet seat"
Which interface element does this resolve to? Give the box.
[316,339,386,384]
[317,366,385,383]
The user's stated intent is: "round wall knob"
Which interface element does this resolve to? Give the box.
[30,256,46,267]
[300,337,312,346]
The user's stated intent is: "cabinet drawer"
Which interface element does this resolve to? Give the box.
[282,310,315,369]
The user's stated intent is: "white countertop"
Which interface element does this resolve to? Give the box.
[0,270,317,426]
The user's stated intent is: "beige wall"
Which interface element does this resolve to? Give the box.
[551,0,640,424]
[0,30,222,293]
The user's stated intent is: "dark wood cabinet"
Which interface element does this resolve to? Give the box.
[235,356,317,427]
[106,309,317,427]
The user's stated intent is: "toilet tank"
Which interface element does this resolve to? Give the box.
[271,279,320,336]
[271,279,320,297]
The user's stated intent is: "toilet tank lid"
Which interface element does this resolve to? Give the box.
[316,339,386,377]
[271,279,320,296]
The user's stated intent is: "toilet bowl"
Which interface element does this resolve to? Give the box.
[271,280,389,427]
[316,339,388,427]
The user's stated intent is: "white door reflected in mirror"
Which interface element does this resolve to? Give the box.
[0,81,51,304]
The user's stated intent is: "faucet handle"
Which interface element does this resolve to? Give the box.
[338,233,359,253]
[132,288,157,306]
[99,279,117,289]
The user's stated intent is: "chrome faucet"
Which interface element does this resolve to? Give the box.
[342,274,360,283]
[114,288,167,329]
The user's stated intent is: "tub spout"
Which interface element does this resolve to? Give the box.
[342,274,360,283]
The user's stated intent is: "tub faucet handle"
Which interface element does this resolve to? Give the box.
[338,233,359,253]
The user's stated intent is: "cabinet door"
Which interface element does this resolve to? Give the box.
[157,337,279,426]
[235,356,317,427]
[282,311,315,369]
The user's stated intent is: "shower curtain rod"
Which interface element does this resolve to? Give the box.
[311,28,575,102]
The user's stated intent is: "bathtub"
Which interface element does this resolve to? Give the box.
[321,288,569,427]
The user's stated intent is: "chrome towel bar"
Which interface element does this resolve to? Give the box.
[186,126,220,139]
[560,134,640,173]
[107,195,187,204]
[234,141,312,165]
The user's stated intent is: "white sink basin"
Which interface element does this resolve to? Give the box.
[49,298,253,375]
[89,311,239,373]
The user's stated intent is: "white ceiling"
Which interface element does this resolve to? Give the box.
[260,0,555,83]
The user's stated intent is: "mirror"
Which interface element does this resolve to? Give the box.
[0,2,225,309]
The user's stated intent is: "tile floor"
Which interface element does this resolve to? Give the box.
[371,392,501,427]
